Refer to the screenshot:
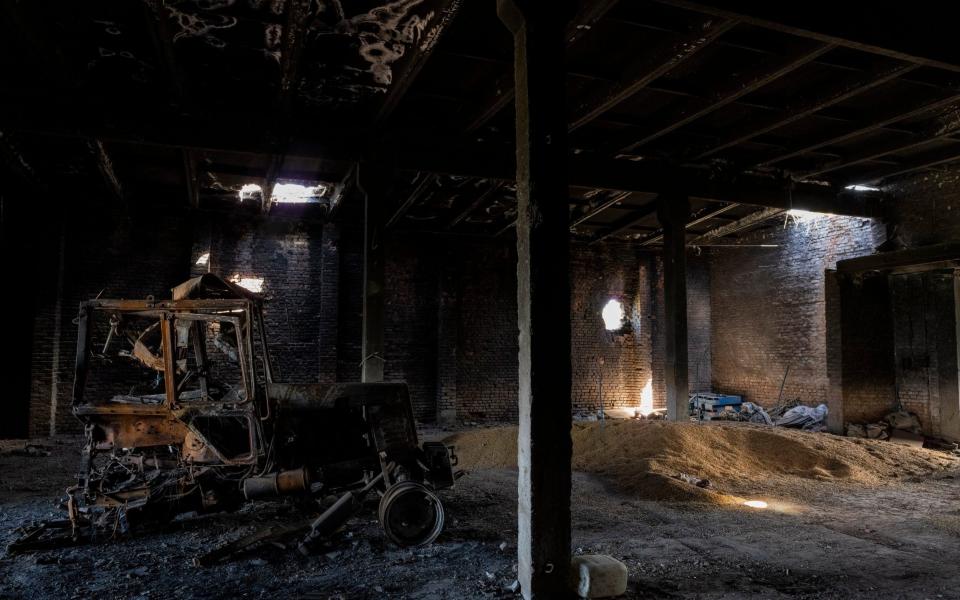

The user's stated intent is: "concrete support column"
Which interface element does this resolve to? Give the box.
[498,1,574,598]
[658,194,690,422]
[358,164,387,383]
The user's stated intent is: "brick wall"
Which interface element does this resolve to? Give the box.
[29,205,192,436]
[887,170,960,246]
[192,213,333,384]
[708,214,886,408]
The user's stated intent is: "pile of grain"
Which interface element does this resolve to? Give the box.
[444,421,960,504]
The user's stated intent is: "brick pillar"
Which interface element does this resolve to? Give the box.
[318,222,340,383]
[436,253,458,426]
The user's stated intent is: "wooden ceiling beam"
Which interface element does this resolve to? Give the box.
[589,202,660,244]
[463,0,623,134]
[618,42,837,154]
[569,191,632,228]
[374,0,461,125]
[855,144,960,184]
[696,61,920,160]
[687,207,785,245]
[759,91,960,167]
[801,132,960,179]
[568,16,737,132]
[447,181,504,229]
[648,0,960,73]
[386,173,439,229]
[638,202,740,246]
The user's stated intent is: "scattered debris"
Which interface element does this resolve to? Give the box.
[675,473,711,489]
[775,404,828,430]
[571,554,628,599]
[2,444,52,457]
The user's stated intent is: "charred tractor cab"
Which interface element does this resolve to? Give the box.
[10,274,458,560]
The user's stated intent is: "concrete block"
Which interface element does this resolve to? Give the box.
[570,555,628,598]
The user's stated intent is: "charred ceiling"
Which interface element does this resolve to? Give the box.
[2,0,959,243]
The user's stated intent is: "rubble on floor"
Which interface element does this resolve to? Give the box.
[845,410,960,456]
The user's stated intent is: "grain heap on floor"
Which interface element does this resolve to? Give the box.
[445,421,960,505]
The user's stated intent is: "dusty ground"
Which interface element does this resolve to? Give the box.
[1,427,960,599]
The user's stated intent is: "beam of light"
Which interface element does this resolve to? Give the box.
[271,183,326,203]
[195,252,210,266]
[601,298,624,331]
[743,500,768,509]
[845,184,880,192]
[229,275,264,293]
[637,378,654,416]
[238,183,263,202]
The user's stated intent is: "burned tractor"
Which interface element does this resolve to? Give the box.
[11,274,457,557]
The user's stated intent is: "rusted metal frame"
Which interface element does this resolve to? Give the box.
[84,298,252,311]
[569,16,738,132]
[687,206,785,244]
[760,92,960,167]
[447,181,504,229]
[464,0,623,134]
[71,305,92,408]
[647,0,960,73]
[619,42,837,154]
[191,321,209,400]
[569,190,632,228]
[160,314,179,408]
[386,173,438,230]
[801,132,960,179]
[589,201,660,244]
[696,62,920,160]
[638,202,739,246]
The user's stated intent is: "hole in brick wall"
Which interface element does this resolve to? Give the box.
[601,298,625,331]
[238,183,263,203]
[195,252,210,266]
[271,183,327,203]
[229,275,264,293]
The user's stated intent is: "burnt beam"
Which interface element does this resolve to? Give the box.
[639,202,739,246]
[619,42,836,154]
[687,206,785,245]
[569,190,632,228]
[569,16,737,132]
[696,61,919,160]
[386,173,439,229]
[648,0,960,72]
[802,132,960,180]
[87,140,124,204]
[499,1,574,598]
[760,92,960,167]
[589,202,659,244]
[856,144,960,184]
[465,0,621,134]
[375,0,460,125]
[183,149,199,209]
[448,181,504,229]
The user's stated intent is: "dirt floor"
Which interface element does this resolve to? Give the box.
[2,423,960,599]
